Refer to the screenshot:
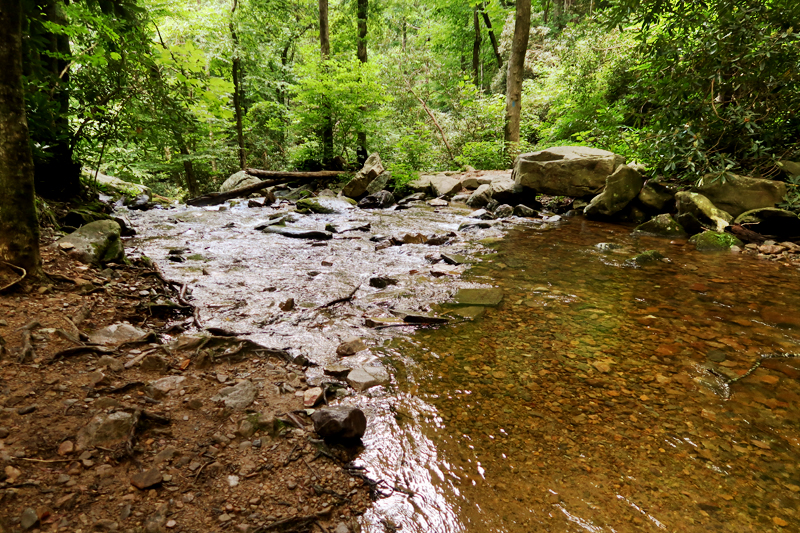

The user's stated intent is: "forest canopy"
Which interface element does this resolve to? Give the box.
[17,0,800,201]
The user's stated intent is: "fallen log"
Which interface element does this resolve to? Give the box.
[186,169,346,207]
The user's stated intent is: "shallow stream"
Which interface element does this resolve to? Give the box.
[130,202,800,532]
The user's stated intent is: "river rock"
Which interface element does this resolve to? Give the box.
[324,364,351,379]
[261,226,332,240]
[303,387,324,407]
[675,191,732,232]
[342,153,384,198]
[490,179,522,203]
[466,184,493,207]
[455,288,503,306]
[407,174,432,193]
[336,337,367,356]
[76,411,136,451]
[633,214,687,238]
[734,208,800,238]
[358,190,395,209]
[429,174,463,197]
[211,380,257,410]
[369,276,397,288]
[460,174,480,189]
[690,230,743,252]
[584,164,644,217]
[638,181,676,211]
[493,204,513,218]
[89,323,147,346]
[513,204,538,217]
[694,172,787,217]
[365,171,392,195]
[311,406,367,440]
[627,250,665,266]
[513,146,626,197]
[296,197,355,214]
[347,365,390,391]
[220,171,260,193]
[56,220,124,264]
[468,209,495,220]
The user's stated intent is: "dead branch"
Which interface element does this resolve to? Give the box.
[316,284,360,310]
[0,261,26,292]
[408,87,455,162]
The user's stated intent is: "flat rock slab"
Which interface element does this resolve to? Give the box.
[454,288,504,306]
[261,227,332,240]
[324,365,352,379]
[441,253,471,265]
[89,323,148,346]
[364,317,406,328]
[211,380,257,410]
[347,366,390,391]
[131,468,163,490]
[449,306,486,320]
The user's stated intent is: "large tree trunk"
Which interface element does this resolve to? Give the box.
[472,6,482,88]
[503,0,531,150]
[33,0,81,199]
[356,0,368,156]
[319,0,333,166]
[231,0,246,169]
[0,0,43,275]
[481,3,503,70]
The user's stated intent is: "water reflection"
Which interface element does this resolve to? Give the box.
[359,218,800,532]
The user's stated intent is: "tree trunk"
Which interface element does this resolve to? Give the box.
[0,0,43,275]
[34,0,80,199]
[473,6,482,88]
[177,141,199,197]
[231,0,246,169]
[319,0,333,165]
[504,0,531,150]
[356,0,368,156]
[481,3,502,70]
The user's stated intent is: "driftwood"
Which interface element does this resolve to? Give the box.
[186,169,345,207]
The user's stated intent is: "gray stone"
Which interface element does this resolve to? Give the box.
[311,406,367,440]
[347,366,390,391]
[468,209,494,220]
[493,204,513,218]
[336,337,367,356]
[366,171,392,195]
[76,411,136,451]
[513,146,626,197]
[220,171,261,193]
[20,507,39,530]
[638,181,676,211]
[675,191,732,232]
[324,365,351,379]
[466,184,493,207]
[460,174,480,189]
[584,164,644,217]
[147,376,186,399]
[342,153,384,198]
[140,354,169,373]
[633,214,687,238]
[296,197,355,214]
[513,204,538,217]
[454,288,503,306]
[689,231,743,252]
[89,323,147,346]
[261,226,332,240]
[406,174,432,193]
[212,380,257,411]
[429,174,463,197]
[490,179,522,203]
[694,172,787,217]
[56,220,124,264]
[358,190,395,209]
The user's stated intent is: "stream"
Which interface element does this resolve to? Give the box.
[129,200,800,532]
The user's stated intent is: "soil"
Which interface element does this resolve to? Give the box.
[0,245,371,533]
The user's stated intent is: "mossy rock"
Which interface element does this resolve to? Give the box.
[633,214,687,238]
[689,231,742,252]
[627,250,665,266]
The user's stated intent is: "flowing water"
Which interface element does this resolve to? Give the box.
[130,203,800,532]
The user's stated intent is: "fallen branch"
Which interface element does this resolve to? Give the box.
[316,284,360,310]
[408,87,455,162]
[245,168,344,180]
[48,345,115,364]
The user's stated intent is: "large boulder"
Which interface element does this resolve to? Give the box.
[490,178,523,203]
[466,184,493,207]
[56,220,124,265]
[296,197,355,214]
[342,153,385,199]
[693,172,787,217]
[778,160,800,179]
[675,191,732,232]
[82,168,149,196]
[407,174,432,193]
[513,146,626,197]
[734,208,800,239]
[220,171,261,193]
[311,406,367,440]
[429,174,463,197]
[584,165,644,217]
[633,214,687,238]
[690,230,743,252]
[365,171,392,195]
[638,181,676,211]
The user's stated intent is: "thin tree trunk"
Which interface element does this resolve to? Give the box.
[504,0,531,150]
[319,0,333,165]
[0,0,43,275]
[231,0,246,169]
[402,18,407,51]
[178,141,199,197]
[356,0,368,155]
[481,3,502,70]
[472,6,481,88]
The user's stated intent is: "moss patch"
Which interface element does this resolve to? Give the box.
[689,231,743,252]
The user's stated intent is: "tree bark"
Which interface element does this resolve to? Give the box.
[473,6,482,88]
[0,0,43,275]
[231,0,246,169]
[481,3,502,70]
[319,0,333,165]
[504,0,531,149]
[177,142,199,197]
[356,0,368,155]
